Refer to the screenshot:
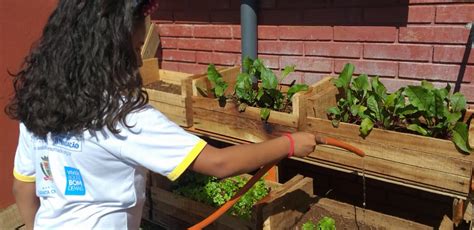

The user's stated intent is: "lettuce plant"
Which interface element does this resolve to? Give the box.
[172,171,269,219]
[302,217,336,230]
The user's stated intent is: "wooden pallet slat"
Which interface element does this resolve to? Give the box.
[307,148,470,196]
[141,18,160,60]
[306,119,471,177]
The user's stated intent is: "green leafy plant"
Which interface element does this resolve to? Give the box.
[302,220,316,230]
[328,63,472,154]
[207,64,229,106]
[317,217,336,230]
[302,217,336,230]
[172,171,270,219]
[235,57,309,120]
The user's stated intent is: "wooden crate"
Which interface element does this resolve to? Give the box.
[140,58,203,127]
[298,197,432,230]
[302,77,474,199]
[149,174,313,230]
[192,67,314,143]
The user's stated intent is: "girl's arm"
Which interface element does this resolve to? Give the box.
[12,179,39,230]
[190,132,315,178]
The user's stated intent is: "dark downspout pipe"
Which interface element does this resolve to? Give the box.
[453,22,473,93]
[241,0,258,84]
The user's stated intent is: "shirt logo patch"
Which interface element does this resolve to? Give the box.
[64,167,86,196]
[40,156,53,181]
[52,135,82,152]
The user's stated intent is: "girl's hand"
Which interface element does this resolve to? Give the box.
[289,132,316,158]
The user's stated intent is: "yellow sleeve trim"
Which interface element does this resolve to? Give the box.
[13,169,36,183]
[167,139,207,181]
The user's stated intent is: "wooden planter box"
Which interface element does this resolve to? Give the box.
[192,67,314,143]
[140,58,203,127]
[148,174,313,230]
[298,197,433,230]
[302,77,474,199]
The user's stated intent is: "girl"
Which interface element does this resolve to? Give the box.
[6,0,316,229]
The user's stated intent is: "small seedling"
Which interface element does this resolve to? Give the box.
[302,217,336,230]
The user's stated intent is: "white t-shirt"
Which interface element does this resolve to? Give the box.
[13,105,207,229]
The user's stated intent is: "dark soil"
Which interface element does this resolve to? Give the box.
[145,81,181,95]
[293,204,376,230]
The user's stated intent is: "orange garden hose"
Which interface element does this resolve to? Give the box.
[315,136,366,157]
[188,135,365,230]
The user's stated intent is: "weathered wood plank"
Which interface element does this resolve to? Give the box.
[308,116,465,158]
[140,58,161,85]
[305,77,338,120]
[160,70,192,85]
[193,107,295,143]
[305,119,472,177]
[306,146,470,196]
[141,22,160,59]
[146,90,186,106]
[193,98,298,127]
[260,177,314,230]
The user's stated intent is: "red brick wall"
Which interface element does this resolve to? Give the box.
[0,0,57,209]
[152,0,474,104]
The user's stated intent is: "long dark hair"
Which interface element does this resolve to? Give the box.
[5,0,152,138]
